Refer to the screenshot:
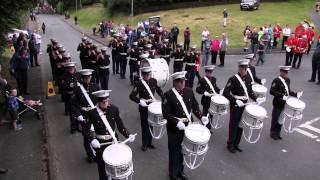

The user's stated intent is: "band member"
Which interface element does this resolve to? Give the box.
[196,65,221,130]
[162,71,208,180]
[129,42,141,85]
[129,66,164,151]
[244,54,266,85]
[270,66,302,140]
[158,39,172,65]
[85,90,135,180]
[292,35,308,69]
[184,45,198,88]
[145,44,155,59]
[70,69,100,161]
[171,43,185,73]
[306,26,315,55]
[309,45,320,84]
[97,47,110,90]
[108,34,120,74]
[223,60,261,153]
[60,62,78,116]
[88,44,98,83]
[284,33,296,66]
[118,39,129,79]
[46,38,58,81]
[77,37,87,68]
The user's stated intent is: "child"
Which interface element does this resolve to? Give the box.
[257,41,265,65]
[7,88,22,130]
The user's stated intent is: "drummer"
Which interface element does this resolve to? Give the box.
[223,60,262,153]
[84,90,135,180]
[162,71,208,180]
[244,54,266,85]
[196,65,222,130]
[129,66,164,151]
[270,66,302,140]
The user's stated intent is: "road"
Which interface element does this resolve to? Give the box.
[41,15,320,180]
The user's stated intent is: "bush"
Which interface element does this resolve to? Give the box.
[56,1,65,14]
[101,0,108,8]
[81,0,94,6]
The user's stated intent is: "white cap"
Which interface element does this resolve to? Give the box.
[101,47,108,52]
[79,69,94,76]
[204,65,215,71]
[132,41,138,46]
[82,36,87,41]
[140,53,149,59]
[92,90,112,101]
[63,61,76,67]
[244,54,255,60]
[238,59,250,66]
[145,44,152,48]
[171,71,187,80]
[279,66,291,71]
[140,66,152,73]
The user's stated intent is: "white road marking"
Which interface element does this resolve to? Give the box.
[294,128,318,139]
[301,125,320,134]
[299,116,320,127]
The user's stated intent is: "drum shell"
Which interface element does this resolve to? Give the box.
[209,95,229,115]
[252,84,267,99]
[140,58,169,88]
[183,124,211,155]
[241,105,266,128]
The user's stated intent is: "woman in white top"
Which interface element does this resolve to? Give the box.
[201,27,210,51]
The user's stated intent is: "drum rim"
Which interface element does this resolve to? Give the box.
[211,95,230,105]
[103,144,133,166]
[245,104,267,118]
[148,101,162,114]
[184,124,211,143]
[286,98,306,110]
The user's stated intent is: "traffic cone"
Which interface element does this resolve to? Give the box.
[47,81,56,98]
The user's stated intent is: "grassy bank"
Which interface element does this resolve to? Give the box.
[71,0,315,48]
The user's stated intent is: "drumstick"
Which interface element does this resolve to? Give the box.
[121,133,137,145]
[100,142,114,146]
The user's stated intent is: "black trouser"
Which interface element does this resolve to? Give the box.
[270,106,284,137]
[172,36,178,50]
[219,51,226,66]
[0,103,7,122]
[99,69,109,90]
[139,106,152,147]
[62,93,72,115]
[167,130,184,177]
[311,60,320,82]
[112,52,119,74]
[119,56,127,78]
[292,53,303,68]
[185,69,196,88]
[184,39,190,51]
[173,62,183,73]
[129,63,138,84]
[30,52,38,66]
[211,51,218,65]
[15,69,28,95]
[227,107,245,147]
[285,51,294,66]
[69,108,78,132]
[282,36,289,50]
[95,139,111,180]
[82,126,96,161]
[273,37,278,48]
[80,56,85,69]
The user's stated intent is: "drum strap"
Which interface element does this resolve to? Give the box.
[172,88,191,122]
[204,76,217,94]
[141,79,155,100]
[235,74,249,99]
[278,76,289,95]
[247,68,254,84]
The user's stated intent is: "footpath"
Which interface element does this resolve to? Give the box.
[0,20,48,180]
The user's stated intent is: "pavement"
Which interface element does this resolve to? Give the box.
[0,19,47,180]
[39,14,320,180]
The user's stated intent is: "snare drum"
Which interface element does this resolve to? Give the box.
[103,144,133,179]
[252,84,267,99]
[209,95,229,115]
[182,123,211,169]
[148,101,167,139]
[140,58,169,88]
[284,97,306,118]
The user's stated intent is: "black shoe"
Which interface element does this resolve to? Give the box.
[308,79,315,82]
[36,64,40,66]
[0,168,8,174]
[178,172,188,180]
[141,146,147,152]
[278,136,283,140]
[234,146,243,152]
[270,134,279,140]
[218,64,224,67]
[87,156,96,163]
[227,146,236,153]
[147,144,156,149]
[170,176,181,180]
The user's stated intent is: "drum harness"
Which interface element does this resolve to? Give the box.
[172,88,191,123]
[278,76,289,96]
[247,68,254,84]
[204,76,217,95]
[234,74,249,102]
[141,79,155,101]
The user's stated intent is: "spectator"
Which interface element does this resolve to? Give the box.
[99,22,105,38]
[201,27,210,51]
[170,23,179,50]
[219,33,228,67]
[0,77,10,125]
[223,8,228,27]
[7,88,22,130]
[282,24,291,50]
[210,36,220,65]
[267,24,273,51]
[74,16,78,25]
[243,25,251,52]
[250,27,259,59]
[258,27,264,41]
[42,22,46,34]
[256,41,265,65]
[12,46,30,95]
[202,38,211,66]
[28,34,38,67]
[273,23,282,48]
[309,45,320,84]
[306,26,315,55]
[184,27,191,51]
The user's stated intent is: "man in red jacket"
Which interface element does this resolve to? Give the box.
[292,35,308,69]
[306,26,315,55]
[284,33,296,66]
[273,23,282,48]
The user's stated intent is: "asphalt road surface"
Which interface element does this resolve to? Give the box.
[41,15,320,180]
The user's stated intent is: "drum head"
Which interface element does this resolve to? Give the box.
[286,97,306,110]
[141,58,169,88]
[245,104,267,118]
[148,101,162,115]
[103,144,132,166]
[252,84,267,94]
[185,124,211,144]
[211,95,229,105]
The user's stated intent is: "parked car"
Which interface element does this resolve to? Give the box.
[7,28,29,41]
[240,0,260,11]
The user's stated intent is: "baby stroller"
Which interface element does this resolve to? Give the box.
[17,97,43,120]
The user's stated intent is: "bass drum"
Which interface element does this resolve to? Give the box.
[140,58,169,88]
